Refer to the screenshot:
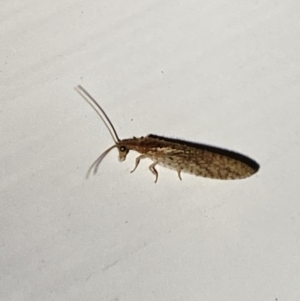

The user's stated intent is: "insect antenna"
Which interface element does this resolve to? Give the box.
[75,85,120,143]
[86,145,117,178]
[75,85,121,178]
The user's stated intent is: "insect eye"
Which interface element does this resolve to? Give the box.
[120,146,127,152]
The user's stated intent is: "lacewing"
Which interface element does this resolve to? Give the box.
[75,85,259,183]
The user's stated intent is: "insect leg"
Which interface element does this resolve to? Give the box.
[149,161,159,183]
[177,170,182,181]
[130,155,148,173]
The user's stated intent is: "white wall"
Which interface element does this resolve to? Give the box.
[1,1,300,300]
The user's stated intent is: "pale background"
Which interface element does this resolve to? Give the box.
[1,1,300,300]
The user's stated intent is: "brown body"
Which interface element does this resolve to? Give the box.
[116,135,259,182]
[75,85,259,183]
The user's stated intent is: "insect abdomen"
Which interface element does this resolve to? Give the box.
[146,135,259,180]
[157,152,256,179]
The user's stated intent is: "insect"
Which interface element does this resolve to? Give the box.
[75,85,259,183]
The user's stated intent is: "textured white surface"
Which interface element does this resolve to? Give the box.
[1,1,300,300]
